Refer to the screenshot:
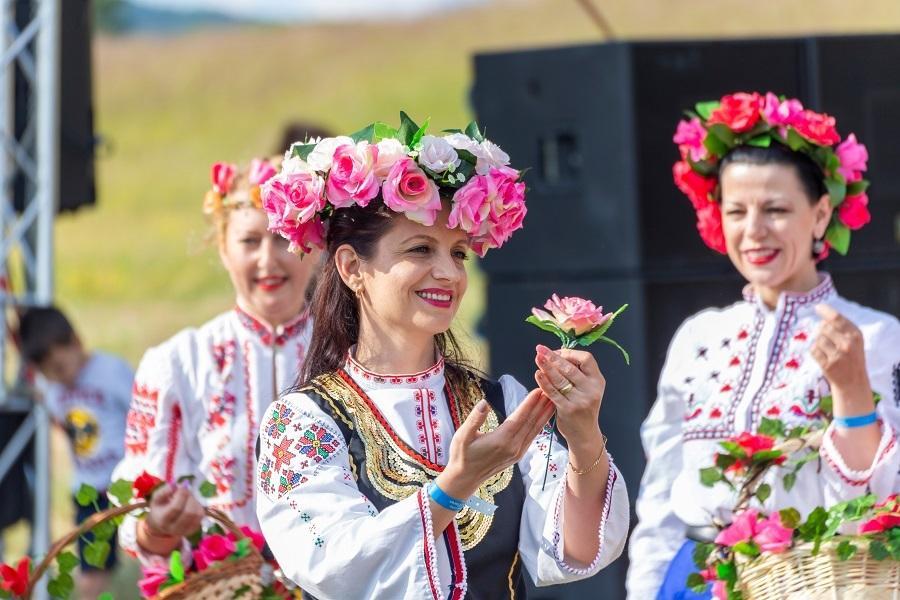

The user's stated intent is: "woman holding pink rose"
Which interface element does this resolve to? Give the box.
[254,113,629,599]
[627,91,900,599]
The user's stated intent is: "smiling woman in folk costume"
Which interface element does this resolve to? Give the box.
[254,114,629,599]
[111,157,319,567]
[626,92,900,599]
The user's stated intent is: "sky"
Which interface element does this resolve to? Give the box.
[132,0,487,22]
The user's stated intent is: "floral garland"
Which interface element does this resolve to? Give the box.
[672,91,871,257]
[202,158,278,215]
[260,111,527,256]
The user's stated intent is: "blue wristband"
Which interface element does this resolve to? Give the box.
[833,411,878,429]
[428,482,465,512]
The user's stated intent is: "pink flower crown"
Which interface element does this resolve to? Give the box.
[260,111,527,256]
[672,92,871,256]
[202,158,278,215]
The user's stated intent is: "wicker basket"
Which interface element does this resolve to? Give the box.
[24,500,264,600]
[740,540,900,600]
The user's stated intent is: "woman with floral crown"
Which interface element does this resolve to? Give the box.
[111,157,319,577]
[254,113,629,599]
[626,92,900,599]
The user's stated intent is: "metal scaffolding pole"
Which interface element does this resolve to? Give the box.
[0,1,58,598]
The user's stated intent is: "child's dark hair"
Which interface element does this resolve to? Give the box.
[18,306,77,364]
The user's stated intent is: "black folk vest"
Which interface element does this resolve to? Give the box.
[302,368,528,600]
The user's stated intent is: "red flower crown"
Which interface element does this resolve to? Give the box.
[672,92,871,256]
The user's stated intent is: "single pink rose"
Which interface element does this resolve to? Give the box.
[137,563,170,598]
[711,580,728,600]
[448,174,491,237]
[695,202,727,254]
[192,534,236,572]
[707,92,763,133]
[263,172,325,228]
[753,513,794,553]
[381,157,442,225]
[324,142,380,208]
[715,509,759,547]
[532,294,613,336]
[248,158,277,186]
[211,162,237,195]
[838,193,871,230]
[228,526,266,552]
[835,133,868,182]
[859,513,900,535]
[762,92,804,127]
[791,110,840,146]
[280,217,326,255]
[673,118,708,162]
[451,166,526,256]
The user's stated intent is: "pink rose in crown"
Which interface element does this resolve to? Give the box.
[695,203,727,255]
[325,141,380,208]
[373,138,408,180]
[228,525,266,552]
[450,166,526,257]
[673,118,708,162]
[282,217,326,254]
[248,158,277,186]
[532,294,613,336]
[838,193,871,230]
[835,134,868,182]
[211,162,237,196]
[753,512,793,553]
[192,534,237,572]
[707,92,763,133]
[137,563,169,598]
[381,157,442,225]
[762,92,804,129]
[673,161,717,211]
[263,172,326,227]
[791,110,840,146]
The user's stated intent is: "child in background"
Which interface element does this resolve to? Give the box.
[17,306,133,599]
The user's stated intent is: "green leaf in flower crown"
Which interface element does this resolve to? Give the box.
[57,551,79,574]
[846,179,869,196]
[700,467,722,487]
[779,508,802,529]
[695,101,720,120]
[782,472,797,492]
[824,177,846,207]
[686,573,708,594]
[707,124,736,146]
[169,551,185,583]
[869,540,889,560]
[687,157,717,177]
[349,123,376,144]
[692,541,714,569]
[398,111,421,147]
[836,540,857,561]
[84,540,110,568]
[456,148,478,165]
[826,222,851,256]
[755,483,771,503]
[410,117,431,149]
[291,142,317,161]
[746,134,772,148]
[825,151,841,175]
[108,479,133,506]
[199,480,218,498]
[785,128,809,152]
[373,122,398,142]
[464,120,484,142]
[76,484,99,507]
[703,132,730,157]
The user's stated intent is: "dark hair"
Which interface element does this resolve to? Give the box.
[719,144,827,203]
[298,201,475,391]
[18,306,77,364]
[276,122,334,156]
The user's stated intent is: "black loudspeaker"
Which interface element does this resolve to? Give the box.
[472,36,900,600]
[12,0,96,214]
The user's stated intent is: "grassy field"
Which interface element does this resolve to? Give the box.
[7,0,900,589]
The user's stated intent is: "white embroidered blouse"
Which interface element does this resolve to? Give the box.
[255,353,630,600]
[112,306,312,562]
[626,274,900,598]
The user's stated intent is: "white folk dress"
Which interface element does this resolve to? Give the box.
[112,306,312,563]
[626,274,900,598]
[256,352,630,599]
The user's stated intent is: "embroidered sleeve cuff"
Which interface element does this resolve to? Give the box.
[550,454,619,575]
[821,420,898,487]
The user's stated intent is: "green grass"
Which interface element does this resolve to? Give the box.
[8,0,900,590]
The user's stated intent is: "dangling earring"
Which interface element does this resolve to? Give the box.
[812,237,826,258]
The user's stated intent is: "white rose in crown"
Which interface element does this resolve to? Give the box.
[443,132,479,153]
[418,135,461,173]
[281,155,314,175]
[374,137,409,180]
[473,140,511,175]
[307,135,354,172]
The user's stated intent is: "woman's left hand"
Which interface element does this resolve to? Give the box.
[811,304,873,411]
[533,344,605,447]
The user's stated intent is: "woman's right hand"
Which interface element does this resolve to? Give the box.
[136,484,204,555]
[437,389,554,500]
